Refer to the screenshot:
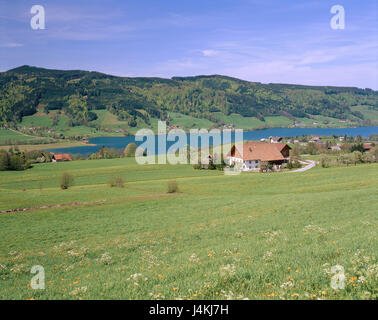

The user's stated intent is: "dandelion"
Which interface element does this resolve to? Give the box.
[321,291,326,295]
[173,288,178,291]
[158,274,164,279]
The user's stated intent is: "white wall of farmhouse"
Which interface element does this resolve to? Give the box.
[229,157,260,171]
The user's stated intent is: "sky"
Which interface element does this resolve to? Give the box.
[0,0,377,89]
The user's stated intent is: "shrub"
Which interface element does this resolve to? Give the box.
[60,172,74,190]
[167,180,179,193]
[124,143,137,157]
[320,155,330,168]
[350,143,364,153]
[287,160,302,169]
[0,151,9,171]
[108,175,125,188]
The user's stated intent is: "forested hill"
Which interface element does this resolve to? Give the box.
[1,65,377,129]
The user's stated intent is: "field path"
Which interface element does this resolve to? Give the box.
[0,193,176,215]
[6,127,37,138]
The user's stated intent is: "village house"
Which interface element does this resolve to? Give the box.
[329,145,342,151]
[309,136,321,143]
[52,154,73,162]
[229,141,291,171]
[270,136,282,143]
[363,144,372,152]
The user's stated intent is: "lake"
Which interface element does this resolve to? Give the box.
[48,126,378,155]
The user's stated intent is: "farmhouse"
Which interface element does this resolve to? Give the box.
[229,141,291,171]
[52,154,73,162]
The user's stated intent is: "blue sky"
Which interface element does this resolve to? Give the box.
[0,0,377,89]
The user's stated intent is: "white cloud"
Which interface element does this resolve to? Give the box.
[202,49,219,57]
[0,43,23,47]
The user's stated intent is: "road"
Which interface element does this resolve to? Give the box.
[290,160,317,173]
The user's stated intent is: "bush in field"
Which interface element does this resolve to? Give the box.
[373,147,378,162]
[167,180,179,193]
[320,155,330,168]
[0,151,9,171]
[124,143,137,157]
[108,175,125,188]
[60,172,74,190]
[287,160,302,169]
[352,151,363,165]
[350,143,364,153]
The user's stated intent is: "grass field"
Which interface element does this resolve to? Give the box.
[0,159,377,300]
[0,128,38,143]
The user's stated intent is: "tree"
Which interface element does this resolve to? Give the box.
[167,180,179,193]
[124,143,137,157]
[0,151,9,171]
[67,94,97,126]
[350,143,364,153]
[320,154,330,168]
[59,172,74,190]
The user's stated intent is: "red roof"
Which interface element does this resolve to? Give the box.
[363,144,372,150]
[231,142,290,162]
[53,154,72,161]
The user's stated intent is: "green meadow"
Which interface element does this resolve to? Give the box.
[0,159,377,300]
[0,128,38,143]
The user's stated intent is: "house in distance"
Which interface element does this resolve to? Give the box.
[229,141,291,171]
[52,154,73,162]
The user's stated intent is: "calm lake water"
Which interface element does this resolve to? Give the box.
[48,126,378,155]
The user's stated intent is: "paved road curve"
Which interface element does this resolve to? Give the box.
[291,160,317,173]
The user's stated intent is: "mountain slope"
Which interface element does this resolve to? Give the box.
[0,66,377,133]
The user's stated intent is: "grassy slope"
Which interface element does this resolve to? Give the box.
[12,107,372,142]
[0,128,38,142]
[0,159,376,300]
[351,106,378,124]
